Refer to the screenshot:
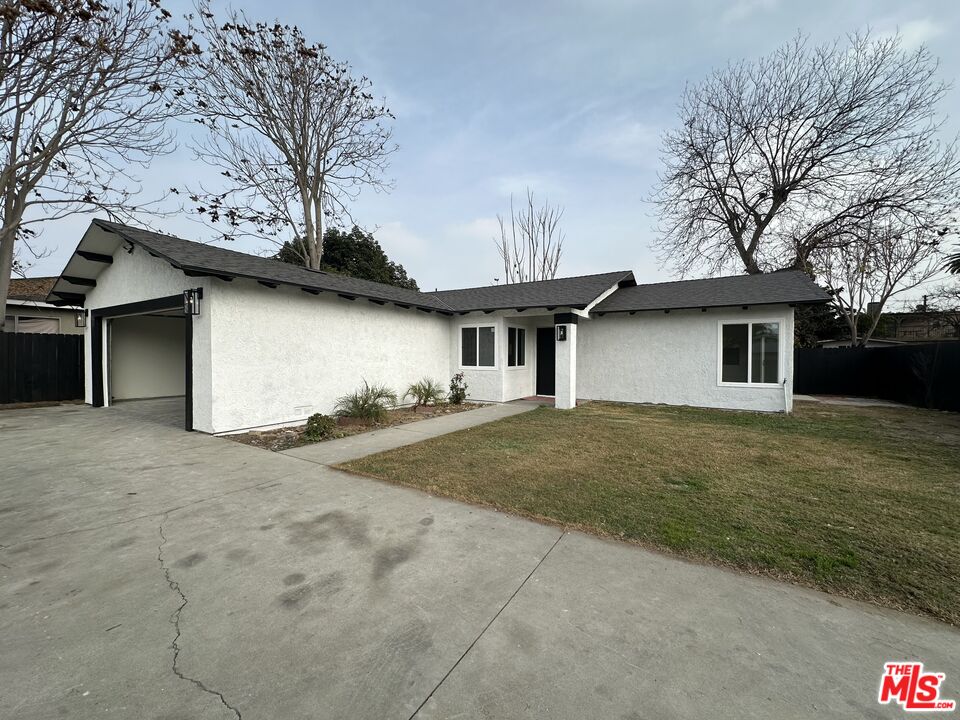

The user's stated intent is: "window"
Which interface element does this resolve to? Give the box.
[720,321,780,385]
[461,325,495,367]
[507,327,526,367]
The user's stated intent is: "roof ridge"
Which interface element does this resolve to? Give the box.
[631,270,806,289]
[434,269,633,294]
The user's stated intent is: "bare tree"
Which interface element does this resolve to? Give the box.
[180,3,396,269]
[925,283,960,338]
[495,189,564,283]
[653,32,960,277]
[811,213,945,345]
[0,0,187,327]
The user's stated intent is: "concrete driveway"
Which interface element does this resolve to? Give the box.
[1,400,957,720]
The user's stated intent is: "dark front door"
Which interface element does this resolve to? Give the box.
[536,327,555,396]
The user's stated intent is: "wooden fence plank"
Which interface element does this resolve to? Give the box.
[0,333,84,404]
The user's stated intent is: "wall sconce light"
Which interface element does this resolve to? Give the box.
[183,287,202,316]
[75,310,87,328]
[556,325,567,342]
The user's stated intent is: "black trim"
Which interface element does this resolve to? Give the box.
[184,269,232,281]
[338,294,356,301]
[553,312,579,325]
[301,287,320,295]
[90,294,193,431]
[258,281,278,288]
[591,299,827,316]
[50,291,86,306]
[76,250,113,264]
[63,275,96,287]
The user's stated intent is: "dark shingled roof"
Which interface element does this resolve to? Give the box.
[88,219,453,312]
[8,277,57,302]
[592,271,831,313]
[433,271,636,312]
[46,220,829,315]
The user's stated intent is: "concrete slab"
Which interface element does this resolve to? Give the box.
[417,532,960,720]
[2,401,957,719]
[794,395,910,408]
[281,401,539,465]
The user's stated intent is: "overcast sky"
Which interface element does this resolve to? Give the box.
[26,0,960,295]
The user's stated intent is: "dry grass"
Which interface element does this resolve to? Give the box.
[340,401,960,625]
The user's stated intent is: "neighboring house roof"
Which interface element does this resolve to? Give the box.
[8,276,57,302]
[593,270,831,313]
[433,271,636,313]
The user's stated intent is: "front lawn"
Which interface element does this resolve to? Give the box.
[339,401,960,625]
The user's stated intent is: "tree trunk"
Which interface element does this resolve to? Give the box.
[0,226,15,331]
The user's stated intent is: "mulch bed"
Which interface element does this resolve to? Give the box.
[228,403,483,452]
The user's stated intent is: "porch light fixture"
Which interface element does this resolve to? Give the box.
[74,310,87,328]
[183,287,202,316]
[556,325,567,342]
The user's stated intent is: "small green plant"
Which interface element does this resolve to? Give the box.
[449,372,468,405]
[404,378,446,409]
[334,380,398,422]
[303,413,336,441]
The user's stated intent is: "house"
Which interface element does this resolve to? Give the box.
[5,277,83,334]
[46,219,830,433]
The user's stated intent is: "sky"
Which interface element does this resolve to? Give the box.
[25,0,960,296]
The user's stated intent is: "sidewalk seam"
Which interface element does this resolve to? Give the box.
[407,531,565,719]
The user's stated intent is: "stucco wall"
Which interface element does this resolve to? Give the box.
[209,282,451,433]
[451,313,542,403]
[109,315,185,400]
[578,306,795,412]
[80,246,213,431]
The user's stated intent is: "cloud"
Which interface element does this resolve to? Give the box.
[576,117,661,167]
[491,173,566,198]
[876,18,945,49]
[374,220,430,259]
[720,0,778,25]
[446,216,501,243]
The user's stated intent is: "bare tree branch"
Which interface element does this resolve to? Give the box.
[0,0,187,327]
[652,31,960,278]
[495,188,564,283]
[178,2,397,269]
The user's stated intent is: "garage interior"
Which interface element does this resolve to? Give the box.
[107,310,186,427]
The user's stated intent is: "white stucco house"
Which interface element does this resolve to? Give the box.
[46,219,830,433]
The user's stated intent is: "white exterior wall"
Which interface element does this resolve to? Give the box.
[208,281,451,433]
[80,247,214,432]
[110,315,185,400]
[452,313,542,403]
[555,322,577,409]
[578,306,795,412]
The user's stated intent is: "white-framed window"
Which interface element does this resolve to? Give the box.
[507,326,526,367]
[461,325,496,368]
[718,320,782,386]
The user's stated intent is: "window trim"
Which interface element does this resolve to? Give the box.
[716,318,784,388]
[459,323,498,370]
[506,325,526,369]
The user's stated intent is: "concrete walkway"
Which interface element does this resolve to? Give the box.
[1,401,957,720]
[281,401,540,465]
[794,394,910,408]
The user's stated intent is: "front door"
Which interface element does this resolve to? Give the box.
[536,327,555,396]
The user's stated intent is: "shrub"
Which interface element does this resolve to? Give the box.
[334,380,398,422]
[303,413,336,441]
[404,378,446,408]
[449,372,468,405]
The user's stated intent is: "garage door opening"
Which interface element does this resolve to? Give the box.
[91,295,193,431]
[108,311,185,427]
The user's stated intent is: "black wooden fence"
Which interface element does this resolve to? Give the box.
[0,333,84,404]
[794,342,960,412]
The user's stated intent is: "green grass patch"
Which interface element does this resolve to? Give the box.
[340,401,960,625]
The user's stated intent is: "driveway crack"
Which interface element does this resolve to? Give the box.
[407,531,565,719]
[158,515,242,719]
